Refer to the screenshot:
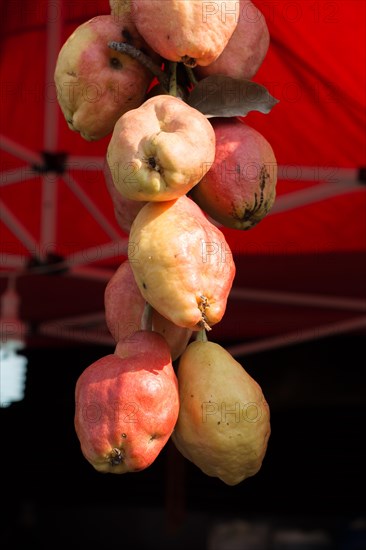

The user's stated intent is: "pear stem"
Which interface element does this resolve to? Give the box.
[108,42,170,89]
[140,302,153,331]
[184,65,198,87]
[169,62,178,97]
[195,329,208,343]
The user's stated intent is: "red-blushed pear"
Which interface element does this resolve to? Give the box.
[54,15,154,141]
[104,260,144,343]
[104,259,192,360]
[151,312,192,362]
[107,95,216,201]
[74,331,179,474]
[130,0,239,67]
[104,159,146,234]
[195,0,270,80]
[128,195,236,331]
[172,337,271,485]
[190,118,277,230]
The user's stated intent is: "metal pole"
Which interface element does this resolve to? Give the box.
[62,172,123,241]
[67,156,106,170]
[65,239,129,268]
[0,134,42,165]
[270,180,364,215]
[227,316,366,358]
[0,167,37,187]
[0,200,40,258]
[230,287,366,312]
[40,0,63,254]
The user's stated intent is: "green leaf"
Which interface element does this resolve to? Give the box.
[187,75,279,118]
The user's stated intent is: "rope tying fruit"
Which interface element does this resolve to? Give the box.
[198,295,211,331]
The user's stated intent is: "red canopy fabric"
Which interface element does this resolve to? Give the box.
[1,0,365,348]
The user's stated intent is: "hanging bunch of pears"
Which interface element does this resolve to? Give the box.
[55,0,277,485]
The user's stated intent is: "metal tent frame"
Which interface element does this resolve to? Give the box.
[1,0,365,356]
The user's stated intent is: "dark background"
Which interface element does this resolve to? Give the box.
[2,333,365,549]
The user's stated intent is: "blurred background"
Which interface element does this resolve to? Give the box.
[1,0,365,548]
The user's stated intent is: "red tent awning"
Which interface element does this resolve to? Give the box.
[1,0,365,350]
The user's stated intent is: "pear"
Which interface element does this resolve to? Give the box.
[128,195,236,330]
[104,159,146,234]
[54,15,153,141]
[172,339,271,485]
[104,259,145,343]
[190,118,277,230]
[105,259,192,360]
[130,0,239,67]
[106,95,216,201]
[74,331,179,473]
[195,0,270,80]
[109,0,131,20]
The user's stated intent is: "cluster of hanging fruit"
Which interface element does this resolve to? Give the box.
[54,0,277,486]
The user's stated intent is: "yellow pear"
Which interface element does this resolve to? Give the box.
[130,0,239,67]
[128,195,236,330]
[172,338,271,485]
[107,95,216,201]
